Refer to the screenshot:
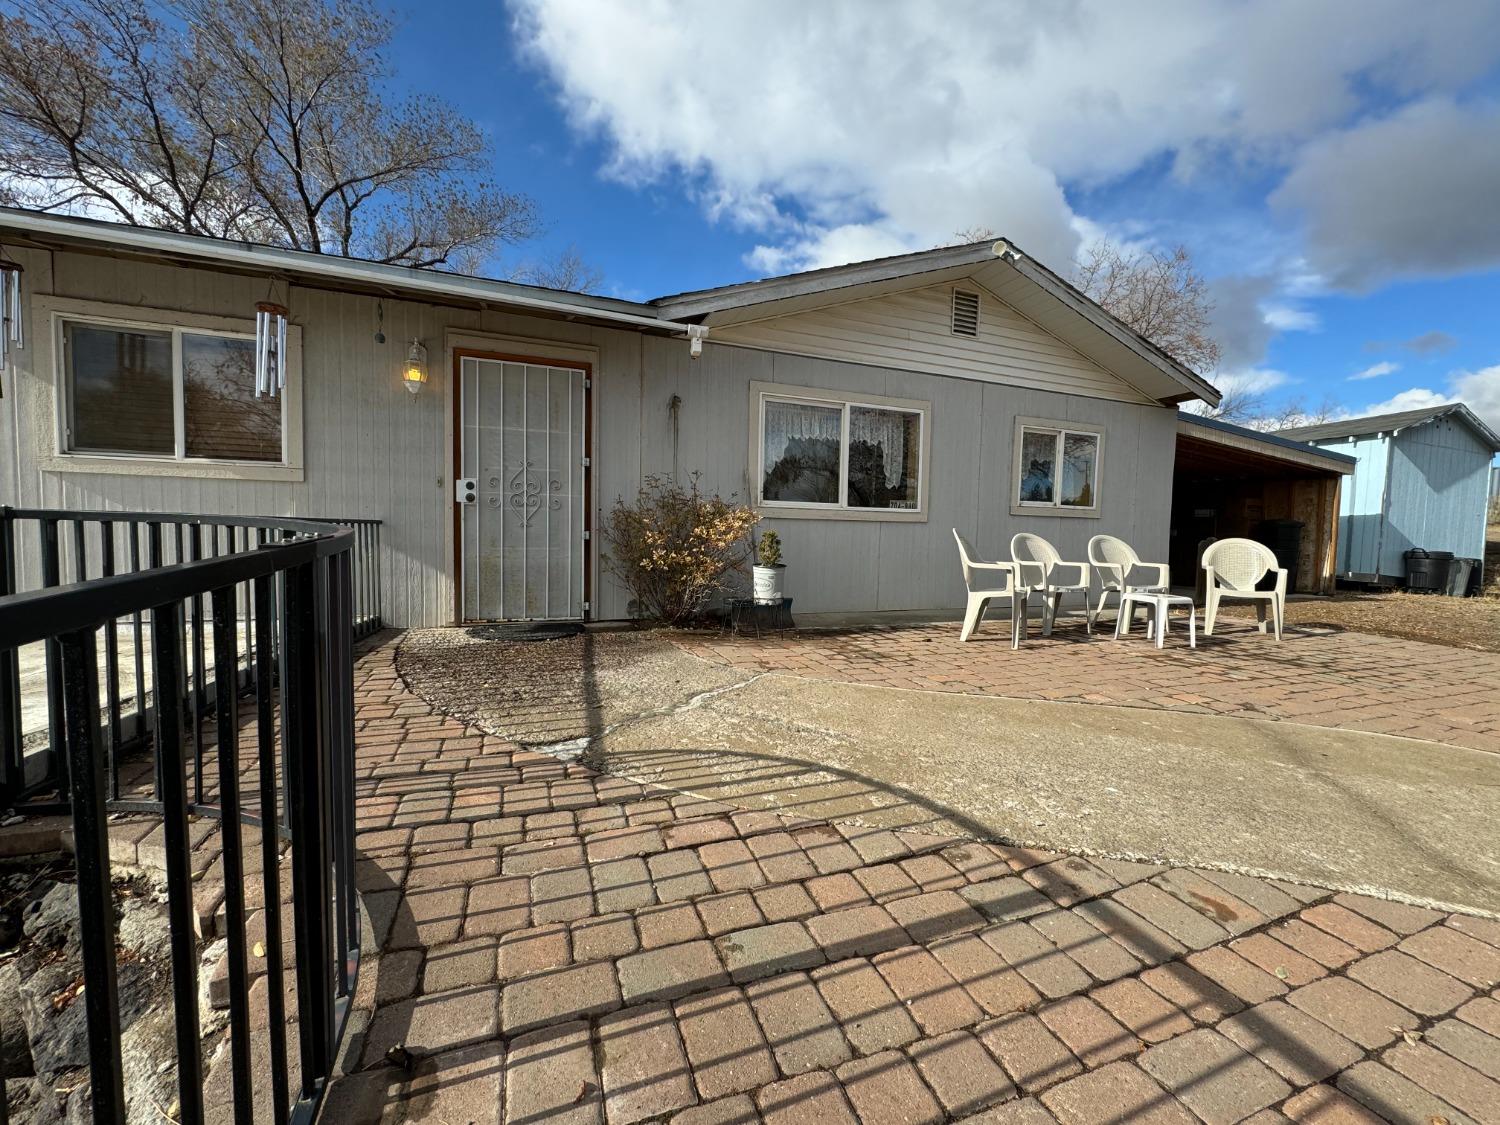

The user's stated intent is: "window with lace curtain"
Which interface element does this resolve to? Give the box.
[752,383,928,518]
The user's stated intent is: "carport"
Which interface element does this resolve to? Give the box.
[1172,414,1356,594]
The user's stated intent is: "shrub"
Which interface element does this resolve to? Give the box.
[602,474,759,625]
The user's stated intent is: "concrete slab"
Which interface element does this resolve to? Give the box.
[586,674,1500,915]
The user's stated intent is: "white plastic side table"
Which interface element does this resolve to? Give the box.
[1116,591,1197,649]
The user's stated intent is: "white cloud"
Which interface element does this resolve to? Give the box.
[1357,364,1500,432]
[1362,387,1452,414]
[1270,98,1500,289]
[1263,305,1320,332]
[1450,365,1500,432]
[511,0,1500,284]
[1218,367,1294,397]
[1349,361,1401,381]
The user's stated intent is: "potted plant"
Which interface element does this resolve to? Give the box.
[753,529,785,604]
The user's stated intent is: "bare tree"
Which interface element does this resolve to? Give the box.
[510,246,604,294]
[1200,392,1340,432]
[0,0,543,270]
[1075,241,1221,374]
[949,225,998,246]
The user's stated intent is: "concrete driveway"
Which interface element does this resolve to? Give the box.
[397,624,1500,914]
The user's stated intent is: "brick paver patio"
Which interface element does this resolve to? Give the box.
[673,620,1500,755]
[330,634,1500,1124]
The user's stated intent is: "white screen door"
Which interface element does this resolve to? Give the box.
[459,356,587,620]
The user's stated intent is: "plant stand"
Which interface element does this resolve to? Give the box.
[725,597,795,638]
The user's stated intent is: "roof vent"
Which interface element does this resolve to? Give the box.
[951,289,980,337]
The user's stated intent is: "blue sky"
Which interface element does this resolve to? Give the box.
[388,1,1500,437]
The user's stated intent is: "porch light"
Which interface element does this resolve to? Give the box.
[403,338,428,393]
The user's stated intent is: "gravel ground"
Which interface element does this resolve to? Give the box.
[395,626,744,747]
[1225,589,1500,652]
[1218,523,1500,652]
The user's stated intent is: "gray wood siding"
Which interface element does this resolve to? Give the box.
[3,248,1177,625]
[649,340,1176,614]
[711,282,1158,406]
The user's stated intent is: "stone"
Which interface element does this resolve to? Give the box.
[907,1029,1016,1117]
[977,1012,1082,1094]
[755,1071,858,1125]
[675,987,777,1101]
[1036,996,1140,1067]
[874,946,982,1035]
[617,941,729,1004]
[505,1020,602,1125]
[812,958,921,1055]
[1218,1000,1364,1086]
[500,961,620,1036]
[1138,1029,1291,1125]
[959,877,1052,923]
[805,904,910,960]
[745,972,851,1075]
[1040,1061,1196,1125]
[715,921,822,983]
[21,882,79,948]
[598,1002,697,1125]
[1,962,35,1078]
[836,1050,944,1125]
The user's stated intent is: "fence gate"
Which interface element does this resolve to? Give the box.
[458,356,588,621]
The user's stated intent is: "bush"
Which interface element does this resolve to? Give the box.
[602,474,759,625]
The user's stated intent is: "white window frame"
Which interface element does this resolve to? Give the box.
[749,380,930,523]
[1011,415,1104,518]
[38,296,304,482]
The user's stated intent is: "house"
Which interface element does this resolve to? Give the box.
[0,208,1220,626]
[1171,413,1355,594]
[1280,404,1500,586]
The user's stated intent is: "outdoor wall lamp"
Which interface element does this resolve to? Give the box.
[403,338,428,393]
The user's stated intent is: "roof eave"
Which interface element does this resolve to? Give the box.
[0,207,687,334]
[650,241,1003,319]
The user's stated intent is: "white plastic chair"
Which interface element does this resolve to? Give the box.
[1088,534,1170,628]
[953,530,1026,648]
[1010,533,1093,637]
[1202,538,1286,641]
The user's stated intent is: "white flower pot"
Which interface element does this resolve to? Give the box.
[753,565,785,605]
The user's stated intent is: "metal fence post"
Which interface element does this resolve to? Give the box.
[59,628,126,1124]
[284,556,333,1097]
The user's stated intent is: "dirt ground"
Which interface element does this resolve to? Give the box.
[1220,523,1500,652]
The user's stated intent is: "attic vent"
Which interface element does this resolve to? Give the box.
[951,289,980,337]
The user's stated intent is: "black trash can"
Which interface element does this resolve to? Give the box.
[1252,519,1304,593]
[1428,550,1455,593]
[1405,548,1441,592]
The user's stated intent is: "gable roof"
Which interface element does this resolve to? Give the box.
[1279,403,1500,452]
[654,238,1221,407]
[0,207,1219,406]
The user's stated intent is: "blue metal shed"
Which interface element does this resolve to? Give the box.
[1280,403,1500,584]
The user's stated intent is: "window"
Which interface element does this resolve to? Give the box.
[754,384,927,518]
[63,317,284,463]
[1013,417,1102,516]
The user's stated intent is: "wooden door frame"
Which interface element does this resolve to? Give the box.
[451,348,594,623]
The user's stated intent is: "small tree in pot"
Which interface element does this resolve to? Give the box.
[753,529,786,604]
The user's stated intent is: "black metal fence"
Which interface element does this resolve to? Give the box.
[0,506,379,810]
[0,512,367,1124]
